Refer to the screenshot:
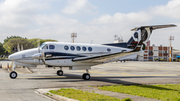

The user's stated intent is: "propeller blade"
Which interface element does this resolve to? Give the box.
[37,39,40,63]
[41,49,46,64]
[38,39,40,53]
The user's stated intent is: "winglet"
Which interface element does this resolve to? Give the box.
[131,24,177,31]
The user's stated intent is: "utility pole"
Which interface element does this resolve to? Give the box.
[169,36,174,62]
[114,35,118,41]
[71,32,77,43]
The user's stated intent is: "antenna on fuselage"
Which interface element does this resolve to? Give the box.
[90,40,93,44]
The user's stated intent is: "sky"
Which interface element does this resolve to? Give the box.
[0,0,180,49]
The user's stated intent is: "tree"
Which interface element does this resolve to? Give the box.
[28,38,58,47]
[4,38,35,53]
[0,42,5,55]
[3,36,25,45]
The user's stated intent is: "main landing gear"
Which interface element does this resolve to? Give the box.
[10,63,17,79]
[57,67,63,76]
[82,69,90,80]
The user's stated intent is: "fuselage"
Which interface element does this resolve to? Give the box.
[8,42,133,68]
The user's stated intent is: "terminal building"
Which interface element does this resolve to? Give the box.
[137,44,172,61]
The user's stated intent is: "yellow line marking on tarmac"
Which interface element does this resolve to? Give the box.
[89,70,119,74]
[120,72,179,76]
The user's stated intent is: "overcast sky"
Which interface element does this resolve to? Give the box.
[0,0,179,49]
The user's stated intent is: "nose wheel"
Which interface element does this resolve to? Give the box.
[10,71,17,79]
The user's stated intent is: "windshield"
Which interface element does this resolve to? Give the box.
[40,43,46,49]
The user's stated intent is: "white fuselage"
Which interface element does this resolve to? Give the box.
[8,42,132,69]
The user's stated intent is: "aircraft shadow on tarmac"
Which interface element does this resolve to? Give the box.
[26,73,180,92]
[27,73,180,85]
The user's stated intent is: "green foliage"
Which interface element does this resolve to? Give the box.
[4,38,35,53]
[0,42,5,55]
[3,36,57,54]
[3,36,24,45]
[50,88,127,101]
[98,84,180,101]
[28,38,57,47]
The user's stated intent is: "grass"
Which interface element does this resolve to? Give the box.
[98,84,180,101]
[49,88,131,101]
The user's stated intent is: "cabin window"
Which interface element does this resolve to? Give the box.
[82,46,86,51]
[49,45,55,49]
[70,46,75,51]
[107,48,111,52]
[88,47,92,52]
[64,45,69,50]
[76,46,81,51]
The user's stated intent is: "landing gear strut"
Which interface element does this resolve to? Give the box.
[10,63,17,79]
[57,67,63,76]
[82,69,90,80]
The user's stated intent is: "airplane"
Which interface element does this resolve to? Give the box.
[8,24,176,80]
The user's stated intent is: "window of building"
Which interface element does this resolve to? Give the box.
[148,57,153,60]
[82,46,86,51]
[76,46,81,51]
[49,45,55,49]
[159,50,163,53]
[70,46,75,51]
[64,45,69,50]
[88,47,92,52]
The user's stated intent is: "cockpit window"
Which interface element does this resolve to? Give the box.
[44,45,48,49]
[49,45,55,49]
[40,43,46,49]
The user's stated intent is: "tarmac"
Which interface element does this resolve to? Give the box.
[0,61,180,101]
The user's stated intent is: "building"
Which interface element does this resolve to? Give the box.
[138,45,172,61]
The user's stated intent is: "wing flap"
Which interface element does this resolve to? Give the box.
[72,51,138,63]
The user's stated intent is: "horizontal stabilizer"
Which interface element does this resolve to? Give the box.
[131,24,176,31]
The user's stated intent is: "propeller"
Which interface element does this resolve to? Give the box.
[37,39,40,64]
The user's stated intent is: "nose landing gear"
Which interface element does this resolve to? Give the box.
[10,71,17,79]
[10,63,17,79]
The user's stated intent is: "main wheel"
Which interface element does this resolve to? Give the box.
[10,71,17,79]
[82,73,90,80]
[57,70,63,76]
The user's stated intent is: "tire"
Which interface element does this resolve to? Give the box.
[10,71,17,79]
[82,73,90,80]
[57,70,63,76]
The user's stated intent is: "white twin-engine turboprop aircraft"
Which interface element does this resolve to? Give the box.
[8,24,176,80]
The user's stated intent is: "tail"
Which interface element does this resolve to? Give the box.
[126,24,176,51]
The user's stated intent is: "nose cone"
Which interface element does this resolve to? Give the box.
[8,54,16,60]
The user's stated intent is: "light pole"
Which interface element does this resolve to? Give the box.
[169,36,174,62]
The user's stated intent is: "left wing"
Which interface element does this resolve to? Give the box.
[72,51,139,63]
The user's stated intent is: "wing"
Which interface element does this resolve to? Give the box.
[72,51,139,63]
[131,24,176,31]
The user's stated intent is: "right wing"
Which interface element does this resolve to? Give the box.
[72,51,139,63]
